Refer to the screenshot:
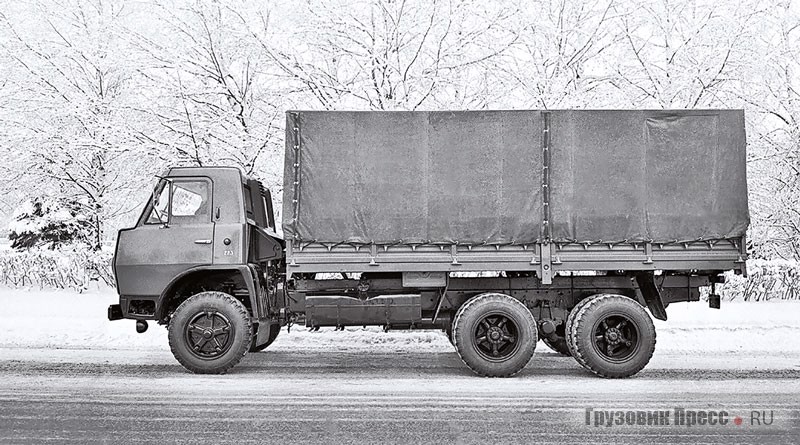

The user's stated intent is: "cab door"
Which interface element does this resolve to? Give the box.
[115,177,214,297]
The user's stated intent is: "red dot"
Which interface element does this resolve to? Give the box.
[734,416,743,426]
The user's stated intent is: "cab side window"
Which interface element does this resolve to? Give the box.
[145,180,211,225]
[172,182,209,222]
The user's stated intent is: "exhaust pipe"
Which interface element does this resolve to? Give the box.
[136,320,149,333]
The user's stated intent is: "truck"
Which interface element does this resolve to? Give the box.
[108,109,749,378]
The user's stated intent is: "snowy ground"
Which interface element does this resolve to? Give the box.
[2,286,799,356]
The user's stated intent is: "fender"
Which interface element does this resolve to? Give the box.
[156,264,262,319]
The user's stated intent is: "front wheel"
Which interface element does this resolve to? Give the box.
[168,291,253,374]
[452,293,537,377]
[567,294,656,378]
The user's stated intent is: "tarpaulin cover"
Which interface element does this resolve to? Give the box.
[282,110,748,245]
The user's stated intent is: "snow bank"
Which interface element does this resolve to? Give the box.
[1,287,166,351]
[1,287,798,354]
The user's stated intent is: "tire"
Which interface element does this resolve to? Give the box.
[250,322,281,353]
[543,336,571,356]
[565,294,607,356]
[168,291,253,374]
[445,323,455,346]
[567,294,656,378]
[452,293,537,377]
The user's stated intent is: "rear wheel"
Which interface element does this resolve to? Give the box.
[168,291,252,374]
[568,294,656,378]
[249,322,281,353]
[565,295,599,356]
[445,323,455,346]
[452,293,537,377]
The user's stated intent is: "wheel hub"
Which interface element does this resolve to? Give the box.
[605,328,621,344]
[472,313,520,361]
[185,311,234,359]
[593,314,638,361]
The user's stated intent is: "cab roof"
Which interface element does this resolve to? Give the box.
[164,166,251,185]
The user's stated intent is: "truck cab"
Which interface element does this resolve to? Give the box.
[109,167,285,373]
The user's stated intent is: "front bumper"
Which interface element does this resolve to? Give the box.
[108,304,123,321]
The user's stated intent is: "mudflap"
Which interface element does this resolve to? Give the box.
[634,273,668,321]
[254,320,274,345]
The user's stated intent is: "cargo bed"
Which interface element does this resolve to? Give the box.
[282,110,748,282]
[287,239,746,280]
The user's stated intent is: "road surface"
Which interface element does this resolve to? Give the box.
[0,345,798,444]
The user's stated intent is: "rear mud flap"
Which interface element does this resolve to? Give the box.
[635,273,668,321]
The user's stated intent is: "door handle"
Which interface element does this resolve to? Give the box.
[194,239,212,245]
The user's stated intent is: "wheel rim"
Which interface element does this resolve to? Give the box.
[185,311,234,359]
[591,313,639,362]
[472,312,520,362]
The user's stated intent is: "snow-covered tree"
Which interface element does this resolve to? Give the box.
[0,0,160,249]
[735,1,800,259]
[609,0,766,108]
[8,197,93,250]
[498,0,620,108]
[128,0,286,188]
[246,0,521,110]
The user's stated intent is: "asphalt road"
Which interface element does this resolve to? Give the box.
[0,347,798,444]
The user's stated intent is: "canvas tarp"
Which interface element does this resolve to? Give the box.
[282,110,748,245]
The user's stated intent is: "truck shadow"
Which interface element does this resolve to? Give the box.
[238,350,800,380]
[4,350,797,381]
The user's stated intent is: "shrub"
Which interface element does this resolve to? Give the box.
[0,247,114,291]
[714,259,800,301]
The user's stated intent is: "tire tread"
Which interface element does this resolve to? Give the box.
[168,291,252,374]
[568,294,656,378]
[452,293,537,377]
